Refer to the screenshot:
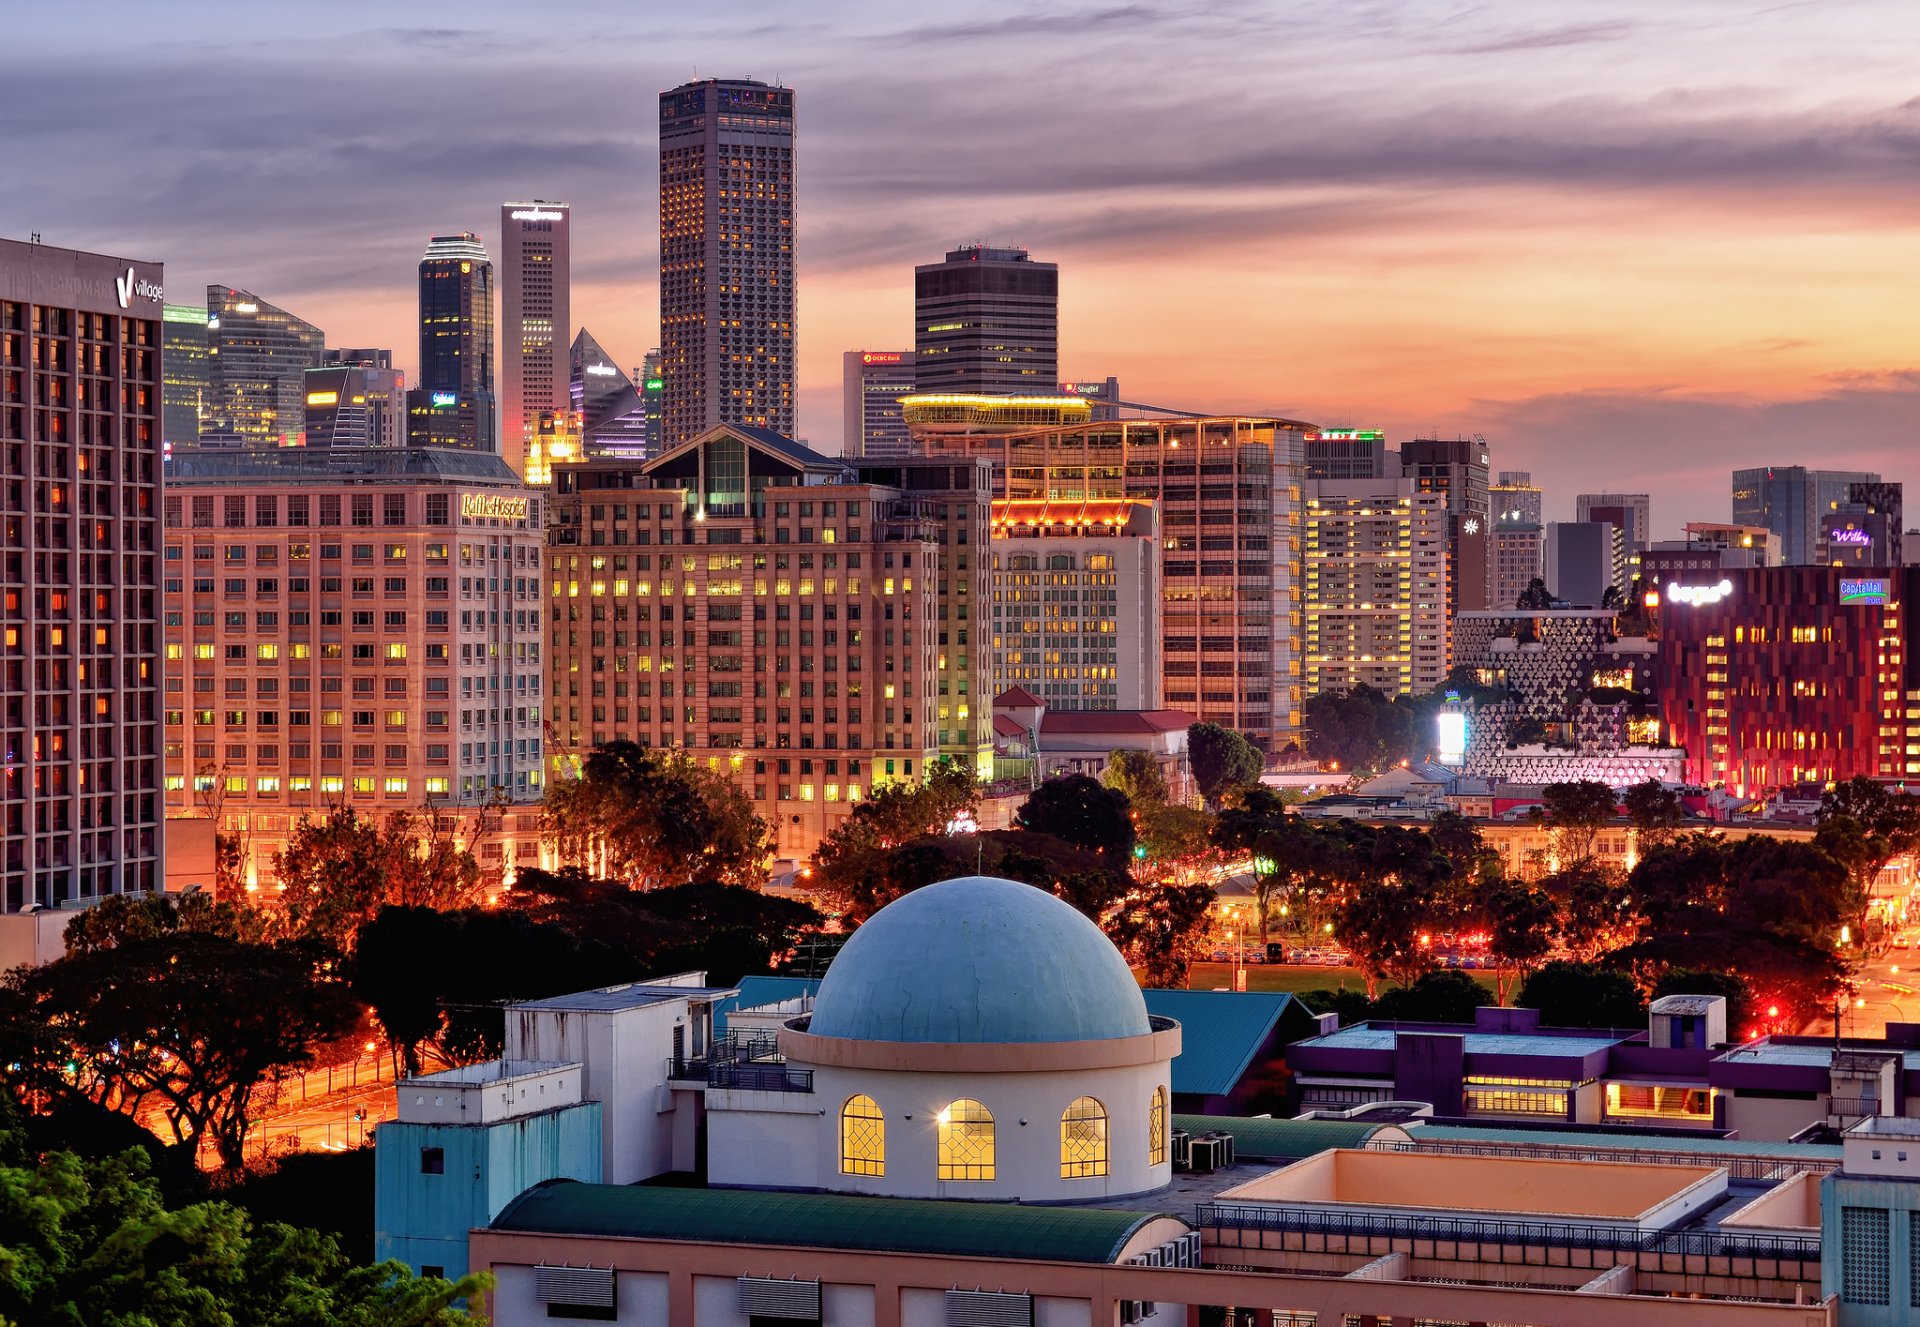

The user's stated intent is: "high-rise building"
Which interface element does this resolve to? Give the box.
[303,355,406,449]
[1303,479,1451,696]
[415,233,496,452]
[1304,429,1388,480]
[1576,492,1651,575]
[161,302,209,453]
[1545,521,1623,608]
[1820,480,1903,568]
[658,79,796,448]
[570,329,649,461]
[1400,438,1491,615]
[202,285,324,448]
[1058,375,1121,421]
[913,245,1058,395]
[499,201,571,480]
[161,447,547,884]
[1490,470,1544,610]
[0,237,165,911]
[911,411,1314,749]
[547,426,986,858]
[639,350,663,455]
[843,350,915,457]
[1731,465,1879,566]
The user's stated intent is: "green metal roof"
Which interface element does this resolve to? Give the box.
[1140,990,1305,1098]
[1173,1114,1387,1159]
[491,1182,1171,1264]
[1415,1124,1842,1159]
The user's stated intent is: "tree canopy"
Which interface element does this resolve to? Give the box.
[1187,723,1262,807]
[1014,774,1136,865]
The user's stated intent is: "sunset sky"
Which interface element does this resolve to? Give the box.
[8,0,1920,532]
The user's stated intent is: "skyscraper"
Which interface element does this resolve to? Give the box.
[303,350,406,448]
[1400,437,1491,616]
[1490,470,1545,609]
[658,79,796,448]
[1732,465,1882,565]
[570,329,649,460]
[1303,479,1451,696]
[913,245,1058,394]
[639,349,664,455]
[161,302,209,453]
[415,233,496,452]
[202,285,324,448]
[1576,492,1651,573]
[842,350,914,457]
[499,200,570,480]
[0,237,165,912]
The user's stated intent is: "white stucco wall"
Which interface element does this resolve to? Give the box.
[491,1266,666,1327]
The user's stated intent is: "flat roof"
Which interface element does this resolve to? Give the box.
[1302,1025,1626,1057]
[513,982,739,1013]
[1416,1123,1841,1160]
[1173,1114,1400,1160]
[491,1181,1171,1264]
[1716,1041,1920,1070]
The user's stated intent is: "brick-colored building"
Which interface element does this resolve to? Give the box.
[547,425,989,859]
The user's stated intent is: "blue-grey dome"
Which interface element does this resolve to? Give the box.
[807,876,1151,1044]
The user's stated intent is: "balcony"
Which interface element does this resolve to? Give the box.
[669,1032,813,1094]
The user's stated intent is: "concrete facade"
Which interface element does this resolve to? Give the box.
[1303,477,1450,696]
[499,201,570,482]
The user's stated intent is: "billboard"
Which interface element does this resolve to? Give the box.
[1840,578,1890,606]
[1436,711,1467,766]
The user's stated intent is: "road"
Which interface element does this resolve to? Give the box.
[136,1049,399,1166]
[1805,947,1920,1038]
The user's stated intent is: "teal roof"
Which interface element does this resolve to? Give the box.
[808,877,1152,1044]
[1415,1124,1842,1159]
[1173,1114,1389,1160]
[492,1182,1170,1263]
[1141,990,1302,1098]
[714,975,818,1035]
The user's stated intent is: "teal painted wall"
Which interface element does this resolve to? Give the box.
[1820,1171,1920,1327]
[373,1101,602,1281]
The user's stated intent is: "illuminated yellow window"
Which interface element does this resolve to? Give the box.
[255,776,279,793]
[320,776,344,794]
[352,777,375,794]
[425,776,450,795]
[194,643,215,659]
[386,643,407,660]
[839,1094,885,1176]
[1060,1096,1108,1178]
[166,643,183,660]
[386,710,408,728]
[384,777,408,794]
[937,1099,995,1181]
[1149,1086,1168,1166]
[257,644,278,661]
[291,644,311,660]
[290,776,313,792]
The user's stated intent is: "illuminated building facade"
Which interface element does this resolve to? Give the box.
[1820,480,1903,568]
[570,329,649,461]
[1490,470,1544,610]
[547,426,984,859]
[988,498,1161,711]
[202,285,324,448]
[914,245,1057,394]
[160,447,545,885]
[1732,465,1879,566]
[161,302,208,453]
[1303,478,1450,696]
[1058,374,1121,421]
[499,201,570,481]
[842,350,914,457]
[1658,565,1920,795]
[658,80,796,447]
[1303,428,1388,480]
[913,413,1314,749]
[1400,437,1490,615]
[303,353,405,449]
[416,233,496,452]
[640,350,663,454]
[0,237,165,912]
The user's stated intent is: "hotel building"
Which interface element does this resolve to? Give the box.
[1303,478,1450,696]
[1491,469,1545,610]
[0,237,166,914]
[658,79,796,447]
[499,201,570,481]
[547,426,988,858]
[160,447,545,885]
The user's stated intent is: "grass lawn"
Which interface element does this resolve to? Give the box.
[1176,962,1500,997]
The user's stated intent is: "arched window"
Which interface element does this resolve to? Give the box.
[937,1099,995,1181]
[1149,1086,1168,1166]
[839,1094,885,1176]
[1061,1096,1109,1178]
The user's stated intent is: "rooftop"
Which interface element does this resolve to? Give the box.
[1173,1114,1405,1160]
[399,1059,571,1087]
[1300,1023,1629,1058]
[490,1181,1172,1264]
[512,981,739,1014]
[1138,992,1307,1097]
[1039,710,1195,736]
[164,446,524,484]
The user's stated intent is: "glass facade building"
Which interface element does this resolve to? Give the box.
[161,302,208,453]
[202,285,324,448]
[499,201,570,480]
[914,246,1058,395]
[1733,465,1882,566]
[417,233,496,453]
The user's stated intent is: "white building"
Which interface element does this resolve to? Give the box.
[1303,477,1450,696]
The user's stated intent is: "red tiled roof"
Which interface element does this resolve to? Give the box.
[992,715,1030,738]
[994,686,1044,708]
[1038,709,1195,735]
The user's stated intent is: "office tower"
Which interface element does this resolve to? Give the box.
[1576,492,1651,574]
[1731,465,1879,566]
[1545,521,1623,608]
[1400,437,1491,615]
[913,245,1058,394]
[1820,480,1903,568]
[658,79,796,448]
[570,329,649,461]
[1490,470,1544,610]
[304,356,406,448]
[1303,479,1451,696]
[500,201,571,480]
[986,499,1161,710]
[639,350,663,455]
[547,425,986,858]
[415,232,496,452]
[161,447,547,885]
[1304,428,1389,480]
[842,350,914,457]
[1059,375,1121,421]
[161,302,209,453]
[911,411,1314,749]
[0,237,165,911]
[202,285,324,448]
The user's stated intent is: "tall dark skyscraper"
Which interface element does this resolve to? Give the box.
[1732,465,1881,566]
[1401,437,1492,615]
[202,285,324,448]
[415,232,495,451]
[0,237,165,912]
[914,245,1058,394]
[658,78,796,448]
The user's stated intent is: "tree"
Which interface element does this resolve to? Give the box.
[1107,883,1217,988]
[1517,961,1645,1029]
[269,807,488,949]
[1103,749,1170,807]
[1015,774,1135,864]
[1814,776,1920,950]
[1188,722,1262,809]
[808,764,979,917]
[1546,862,1635,960]
[1372,969,1493,1023]
[1516,576,1554,609]
[1136,802,1218,884]
[1539,780,1618,866]
[1623,778,1683,850]
[1482,880,1557,1003]
[545,740,772,891]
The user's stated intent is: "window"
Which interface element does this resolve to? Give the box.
[1060,1097,1108,1178]
[839,1094,884,1176]
[419,1147,444,1175]
[937,1099,994,1181]
[1843,1206,1890,1305]
[1149,1086,1167,1166]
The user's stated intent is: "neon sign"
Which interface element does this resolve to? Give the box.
[860,352,904,365]
[1829,528,1872,546]
[1666,579,1734,607]
[431,392,457,408]
[1840,578,1890,605]
[585,363,617,377]
[509,207,565,221]
[461,494,530,521]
